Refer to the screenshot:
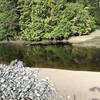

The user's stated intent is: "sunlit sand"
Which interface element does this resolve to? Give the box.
[39,68,100,100]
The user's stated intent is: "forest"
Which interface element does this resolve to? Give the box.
[0,0,100,41]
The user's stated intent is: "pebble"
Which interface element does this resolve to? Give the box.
[0,77,5,83]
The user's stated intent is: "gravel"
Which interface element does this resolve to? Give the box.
[0,60,57,100]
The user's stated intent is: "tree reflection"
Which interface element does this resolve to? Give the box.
[0,44,100,71]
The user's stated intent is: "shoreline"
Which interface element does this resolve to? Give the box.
[0,39,70,45]
[1,60,100,100]
[0,30,100,48]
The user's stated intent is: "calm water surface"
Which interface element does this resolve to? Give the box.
[0,44,100,71]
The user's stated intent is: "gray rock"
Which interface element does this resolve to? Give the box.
[0,60,57,100]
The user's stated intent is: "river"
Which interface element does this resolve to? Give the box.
[0,44,100,71]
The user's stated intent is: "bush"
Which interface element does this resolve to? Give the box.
[76,0,100,27]
[18,1,95,41]
[44,3,95,40]
[0,0,18,40]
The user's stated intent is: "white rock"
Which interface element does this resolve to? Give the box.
[0,77,5,83]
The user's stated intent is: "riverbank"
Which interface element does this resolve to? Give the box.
[0,39,70,45]
[1,60,100,100]
[68,30,100,48]
[39,68,100,100]
[0,30,100,48]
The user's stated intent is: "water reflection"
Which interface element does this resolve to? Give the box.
[0,44,100,71]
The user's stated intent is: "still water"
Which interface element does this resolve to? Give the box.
[0,44,100,71]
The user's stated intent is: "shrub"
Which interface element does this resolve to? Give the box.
[18,1,95,41]
[0,0,18,40]
[44,3,95,40]
[76,0,100,27]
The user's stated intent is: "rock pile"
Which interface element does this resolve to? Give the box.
[0,60,56,100]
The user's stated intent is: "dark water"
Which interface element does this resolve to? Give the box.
[0,44,100,71]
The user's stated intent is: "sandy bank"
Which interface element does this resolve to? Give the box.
[68,30,100,48]
[39,68,100,100]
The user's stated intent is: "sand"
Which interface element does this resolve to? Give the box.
[68,30,100,48]
[39,68,100,100]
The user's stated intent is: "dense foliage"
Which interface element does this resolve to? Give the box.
[0,0,19,40]
[18,0,95,41]
[76,0,100,26]
[0,0,98,41]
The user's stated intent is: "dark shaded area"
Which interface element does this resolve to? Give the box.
[0,44,100,71]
